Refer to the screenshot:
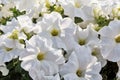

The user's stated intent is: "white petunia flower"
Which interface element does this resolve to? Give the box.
[0,21,26,64]
[0,32,24,64]
[0,18,27,45]
[59,0,96,20]
[16,0,47,18]
[91,45,107,67]
[37,12,76,51]
[0,18,19,34]
[17,15,39,40]
[20,35,65,80]
[78,24,99,49]
[63,24,99,54]
[60,46,102,80]
[99,20,120,62]
[15,0,39,12]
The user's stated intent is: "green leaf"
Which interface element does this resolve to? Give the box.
[95,16,112,27]
[10,7,26,18]
[0,58,32,80]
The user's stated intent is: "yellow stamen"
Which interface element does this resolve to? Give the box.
[115,34,120,43]
[76,69,82,77]
[92,49,97,56]
[37,52,45,61]
[78,39,86,45]
[51,28,59,36]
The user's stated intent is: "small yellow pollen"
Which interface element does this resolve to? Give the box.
[78,39,86,45]
[37,52,45,61]
[51,28,59,36]
[115,34,120,43]
[76,69,82,77]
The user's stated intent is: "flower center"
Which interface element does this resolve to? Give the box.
[78,39,86,45]
[37,52,45,61]
[51,28,59,36]
[115,34,120,43]
[92,49,97,56]
[9,30,18,40]
[76,69,82,77]
[5,47,13,52]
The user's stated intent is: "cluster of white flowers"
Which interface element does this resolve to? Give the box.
[0,0,120,80]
